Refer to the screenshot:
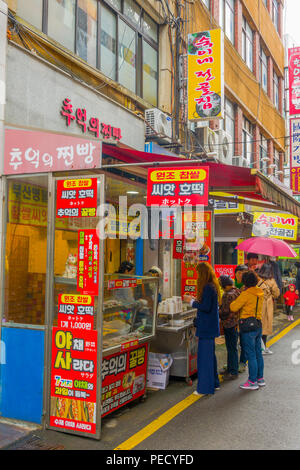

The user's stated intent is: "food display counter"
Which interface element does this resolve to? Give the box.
[151,306,198,385]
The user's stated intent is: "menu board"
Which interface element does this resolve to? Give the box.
[56,178,98,218]
[57,294,94,331]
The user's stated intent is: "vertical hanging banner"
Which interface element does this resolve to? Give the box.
[290,118,300,193]
[181,211,212,296]
[188,28,224,121]
[56,178,98,218]
[78,229,100,295]
[288,48,300,116]
[49,326,98,436]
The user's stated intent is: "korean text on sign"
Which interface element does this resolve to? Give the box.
[147,166,209,207]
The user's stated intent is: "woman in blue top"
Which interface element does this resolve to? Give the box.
[184,262,221,395]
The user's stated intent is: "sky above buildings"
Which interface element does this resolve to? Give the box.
[285,0,300,46]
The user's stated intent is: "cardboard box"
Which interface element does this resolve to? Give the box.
[147,353,173,390]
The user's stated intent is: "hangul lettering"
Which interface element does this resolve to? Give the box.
[101,123,112,139]
[163,183,176,196]
[56,145,74,167]
[61,190,77,200]
[102,361,109,381]
[137,347,145,366]
[178,183,192,196]
[59,304,75,314]
[112,127,122,141]
[31,187,41,202]
[129,350,138,369]
[88,117,100,138]
[76,142,96,165]
[22,185,31,201]
[72,339,85,351]
[76,108,87,132]
[109,357,118,376]
[9,148,23,171]
[117,353,127,374]
[191,183,204,195]
[42,153,53,168]
[73,359,95,373]
[24,148,39,169]
[12,183,21,200]
[61,98,76,126]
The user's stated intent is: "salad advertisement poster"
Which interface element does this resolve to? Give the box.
[50,324,98,436]
[181,211,212,296]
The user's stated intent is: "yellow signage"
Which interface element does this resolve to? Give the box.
[210,192,245,214]
[188,29,224,121]
[252,212,298,241]
[9,182,67,229]
[63,178,93,188]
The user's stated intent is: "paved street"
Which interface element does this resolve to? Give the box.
[5,317,300,451]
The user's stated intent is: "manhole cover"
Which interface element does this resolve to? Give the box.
[13,435,64,450]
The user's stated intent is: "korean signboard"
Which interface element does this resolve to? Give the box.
[8,181,67,229]
[215,265,237,279]
[147,167,209,207]
[209,192,245,214]
[288,48,300,116]
[290,118,300,193]
[78,230,100,295]
[56,178,98,218]
[4,128,102,174]
[181,211,212,296]
[101,344,148,417]
[50,326,98,436]
[57,294,95,331]
[188,29,224,121]
[60,98,122,141]
[252,212,298,241]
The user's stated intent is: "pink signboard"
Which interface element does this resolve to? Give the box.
[288,48,300,116]
[4,128,102,175]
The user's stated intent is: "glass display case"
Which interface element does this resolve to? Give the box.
[102,274,159,354]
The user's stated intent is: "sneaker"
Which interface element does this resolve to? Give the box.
[257,378,266,387]
[239,380,259,390]
[291,316,294,321]
[193,390,201,396]
[215,387,220,391]
[262,348,273,355]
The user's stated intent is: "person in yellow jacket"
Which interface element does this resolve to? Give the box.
[230,271,265,391]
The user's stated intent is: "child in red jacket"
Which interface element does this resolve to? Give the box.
[283,284,299,321]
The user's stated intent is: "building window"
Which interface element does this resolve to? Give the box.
[224,98,235,158]
[76,0,98,68]
[48,0,76,52]
[260,135,268,175]
[220,0,235,45]
[260,47,268,93]
[16,0,159,106]
[274,149,280,172]
[273,70,279,110]
[201,0,210,9]
[242,17,253,71]
[242,117,253,167]
[17,0,43,30]
[272,0,279,32]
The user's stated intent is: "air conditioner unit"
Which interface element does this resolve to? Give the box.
[194,126,219,155]
[145,108,172,142]
[215,129,233,165]
[232,156,248,168]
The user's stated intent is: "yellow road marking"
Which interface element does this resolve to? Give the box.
[115,319,300,450]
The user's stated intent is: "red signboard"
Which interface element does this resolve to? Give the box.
[78,229,99,295]
[181,211,212,296]
[57,294,94,331]
[101,344,148,417]
[56,178,98,218]
[107,279,138,290]
[147,166,209,207]
[50,327,98,435]
[289,48,300,116]
[214,265,237,279]
[290,118,300,193]
[4,128,102,175]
